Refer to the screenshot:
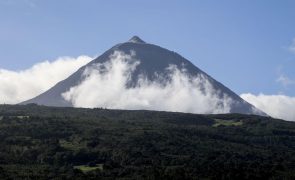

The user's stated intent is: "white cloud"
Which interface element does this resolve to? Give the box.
[0,56,92,104]
[62,51,234,114]
[1,0,37,8]
[241,93,295,121]
[276,74,295,87]
[2,50,293,120]
[24,0,37,8]
[289,38,295,54]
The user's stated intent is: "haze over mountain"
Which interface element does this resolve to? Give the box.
[22,36,265,115]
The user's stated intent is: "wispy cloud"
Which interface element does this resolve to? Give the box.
[276,74,295,87]
[62,51,234,114]
[24,0,37,8]
[276,66,295,88]
[1,0,37,8]
[289,38,295,54]
[0,56,92,104]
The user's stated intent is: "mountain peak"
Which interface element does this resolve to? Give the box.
[21,36,266,116]
[128,36,146,43]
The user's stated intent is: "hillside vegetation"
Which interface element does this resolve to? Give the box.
[0,104,295,179]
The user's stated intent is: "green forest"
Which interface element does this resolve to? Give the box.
[0,104,295,179]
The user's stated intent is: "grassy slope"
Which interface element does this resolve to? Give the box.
[0,104,295,179]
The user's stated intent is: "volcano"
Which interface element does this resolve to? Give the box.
[21,36,265,115]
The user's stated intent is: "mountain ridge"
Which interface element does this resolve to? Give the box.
[21,36,266,116]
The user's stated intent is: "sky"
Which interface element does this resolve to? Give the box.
[0,0,295,120]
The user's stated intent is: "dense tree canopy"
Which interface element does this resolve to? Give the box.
[0,104,295,179]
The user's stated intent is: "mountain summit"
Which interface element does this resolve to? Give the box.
[128,36,146,43]
[21,36,266,115]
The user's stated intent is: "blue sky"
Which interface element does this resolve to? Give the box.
[1,0,295,96]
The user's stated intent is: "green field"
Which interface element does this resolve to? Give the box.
[74,164,103,173]
[213,119,243,127]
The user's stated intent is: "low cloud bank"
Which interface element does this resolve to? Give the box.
[2,51,294,120]
[62,51,233,114]
[0,56,92,104]
[241,93,295,121]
